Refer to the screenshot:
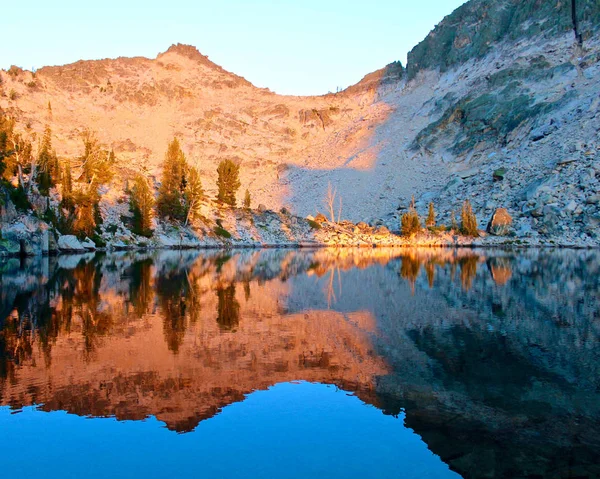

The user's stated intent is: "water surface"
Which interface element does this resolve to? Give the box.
[1,248,599,478]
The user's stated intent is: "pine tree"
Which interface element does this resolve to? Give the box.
[401,196,421,237]
[61,161,73,209]
[62,133,113,237]
[36,125,59,196]
[157,138,188,221]
[461,200,479,237]
[426,202,436,228]
[184,166,204,225]
[130,174,154,237]
[79,132,114,186]
[243,189,251,209]
[216,159,241,207]
[0,116,13,178]
[71,186,99,238]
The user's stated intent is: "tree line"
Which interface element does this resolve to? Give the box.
[1,109,247,242]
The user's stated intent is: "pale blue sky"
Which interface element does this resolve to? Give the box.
[1,0,467,95]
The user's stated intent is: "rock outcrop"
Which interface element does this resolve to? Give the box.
[0,219,50,257]
[57,235,85,253]
[486,208,513,236]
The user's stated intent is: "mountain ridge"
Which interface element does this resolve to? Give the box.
[1,0,599,247]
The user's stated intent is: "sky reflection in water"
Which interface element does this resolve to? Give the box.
[1,382,459,479]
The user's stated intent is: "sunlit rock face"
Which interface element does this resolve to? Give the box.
[1,248,599,478]
[2,1,599,237]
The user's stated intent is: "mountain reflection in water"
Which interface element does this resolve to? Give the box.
[0,248,599,479]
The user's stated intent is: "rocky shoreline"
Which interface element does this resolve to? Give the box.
[1,207,598,259]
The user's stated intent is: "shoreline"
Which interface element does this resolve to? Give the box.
[2,210,598,260]
[2,239,598,261]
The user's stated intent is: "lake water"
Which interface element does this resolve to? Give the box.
[0,248,599,478]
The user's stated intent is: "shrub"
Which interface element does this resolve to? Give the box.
[429,225,447,234]
[92,233,106,248]
[41,204,58,227]
[307,219,321,230]
[57,215,74,235]
[10,186,30,211]
[9,89,17,101]
[214,225,232,238]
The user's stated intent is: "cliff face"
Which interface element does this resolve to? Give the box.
[407,0,600,78]
[1,1,599,245]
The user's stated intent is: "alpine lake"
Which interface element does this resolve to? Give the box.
[1,247,598,479]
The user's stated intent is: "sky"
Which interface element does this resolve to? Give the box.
[1,0,467,96]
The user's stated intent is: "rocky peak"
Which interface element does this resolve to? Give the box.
[157,43,253,87]
[160,43,214,65]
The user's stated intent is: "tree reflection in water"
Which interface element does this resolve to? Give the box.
[216,284,240,331]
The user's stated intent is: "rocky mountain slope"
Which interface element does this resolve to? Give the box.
[1,0,599,246]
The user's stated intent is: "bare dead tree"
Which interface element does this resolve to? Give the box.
[324,182,343,223]
[10,135,36,194]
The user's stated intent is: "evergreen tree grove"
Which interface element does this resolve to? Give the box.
[130,174,155,237]
[461,200,479,237]
[157,138,188,221]
[216,159,241,207]
[184,166,204,225]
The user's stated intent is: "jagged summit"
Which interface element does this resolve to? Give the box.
[161,43,212,61]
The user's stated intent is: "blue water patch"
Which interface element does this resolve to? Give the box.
[0,382,460,479]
